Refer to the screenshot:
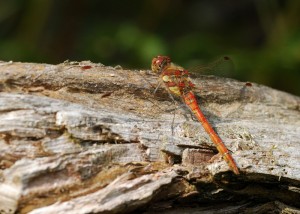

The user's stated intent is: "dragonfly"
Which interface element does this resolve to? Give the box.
[151,55,240,175]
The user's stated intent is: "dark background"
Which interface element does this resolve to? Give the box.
[0,0,299,95]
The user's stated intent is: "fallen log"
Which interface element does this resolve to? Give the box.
[0,60,299,213]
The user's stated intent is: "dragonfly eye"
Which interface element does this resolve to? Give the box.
[151,56,171,73]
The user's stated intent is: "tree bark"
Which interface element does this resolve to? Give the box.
[0,60,299,213]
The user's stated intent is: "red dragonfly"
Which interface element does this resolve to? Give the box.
[151,55,240,175]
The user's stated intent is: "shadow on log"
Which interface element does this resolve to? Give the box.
[0,60,299,213]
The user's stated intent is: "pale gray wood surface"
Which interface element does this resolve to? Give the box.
[0,61,299,213]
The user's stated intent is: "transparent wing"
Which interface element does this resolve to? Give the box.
[188,56,235,78]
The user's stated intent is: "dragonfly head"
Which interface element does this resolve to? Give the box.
[151,56,171,73]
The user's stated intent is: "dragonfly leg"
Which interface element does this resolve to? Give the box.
[171,107,177,136]
[153,81,163,94]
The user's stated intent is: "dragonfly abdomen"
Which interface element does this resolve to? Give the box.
[183,91,240,174]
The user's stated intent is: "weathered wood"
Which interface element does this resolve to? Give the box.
[0,60,299,213]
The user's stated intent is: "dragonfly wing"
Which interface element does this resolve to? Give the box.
[188,56,235,77]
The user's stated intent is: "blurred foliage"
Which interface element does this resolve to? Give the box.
[0,0,299,95]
